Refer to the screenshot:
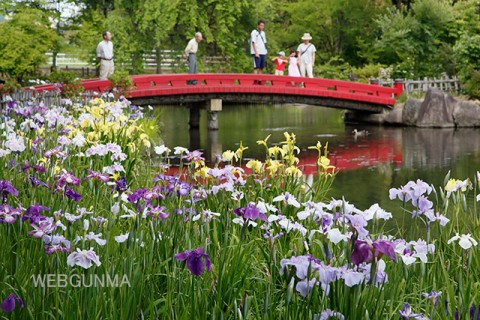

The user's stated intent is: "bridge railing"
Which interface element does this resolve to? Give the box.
[127,74,399,105]
[16,74,399,107]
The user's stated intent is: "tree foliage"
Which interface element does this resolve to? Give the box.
[1,0,480,97]
[0,6,58,78]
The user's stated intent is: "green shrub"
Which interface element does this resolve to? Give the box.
[461,67,480,99]
[49,70,85,99]
[108,69,134,98]
[315,56,351,80]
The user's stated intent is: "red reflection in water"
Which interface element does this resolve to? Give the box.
[297,138,403,175]
[165,138,402,177]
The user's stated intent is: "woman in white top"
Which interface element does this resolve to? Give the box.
[288,50,301,77]
[297,33,316,78]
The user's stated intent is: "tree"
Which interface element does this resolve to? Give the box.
[136,0,179,73]
[0,7,59,79]
[374,0,454,78]
[266,0,389,66]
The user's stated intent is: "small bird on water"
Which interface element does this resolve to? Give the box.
[352,129,369,137]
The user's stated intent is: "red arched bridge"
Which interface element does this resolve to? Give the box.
[30,74,401,129]
[30,74,401,113]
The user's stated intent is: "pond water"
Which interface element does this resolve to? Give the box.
[154,104,480,221]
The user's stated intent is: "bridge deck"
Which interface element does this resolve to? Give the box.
[29,74,399,110]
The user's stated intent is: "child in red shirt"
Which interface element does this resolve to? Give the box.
[272,52,287,76]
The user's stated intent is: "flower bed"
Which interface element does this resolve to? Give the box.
[0,96,479,319]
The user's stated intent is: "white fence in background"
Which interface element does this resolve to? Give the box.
[45,51,230,73]
[378,75,461,94]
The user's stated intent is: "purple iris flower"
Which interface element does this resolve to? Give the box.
[23,203,50,223]
[372,240,397,262]
[67,248,101,269]
[175,247,211,276]
[1,294,24,313]
[234,203,268,222]
[29,176,49,188]
[316,309,345,320]
[127,188,149,203]
[399,303,423,319]
[115,177,127,192]
[0,204,22,224]
[65,187,82,202]
[351,240,374,265]
[182,150,205,163]
[412,196,433,218]
[280,254,322,279]
[85,170,110,183]
[33,164,46,173]
[352,239,396,265]
[345,214,369,238]
[422,290,442,307]
[44,245,71,255]
[153,174,177,184]
[56,171,81,188]
[296,278,317,297]
[28,217,57,238]
[390,180,432,205]
[0,180,18,202]
[146,205,170,219]
[176,182,191,197]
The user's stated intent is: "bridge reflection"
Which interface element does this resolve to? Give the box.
[184,127,480,175]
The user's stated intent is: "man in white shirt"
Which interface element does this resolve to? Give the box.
[96,31,114,80]
[297,33,316,78]
[185,32,203,77]
[250,20,267,76]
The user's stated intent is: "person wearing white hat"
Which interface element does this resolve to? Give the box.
[297,33,316,78]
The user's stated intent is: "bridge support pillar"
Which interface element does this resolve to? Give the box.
[207,112,219,130]
[189,107,200,129]
[206,99,222,130]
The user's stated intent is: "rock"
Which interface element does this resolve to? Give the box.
[402,98,421,126]
[415,88,456,128]
[453,101,480,127]
[384,106,403,125]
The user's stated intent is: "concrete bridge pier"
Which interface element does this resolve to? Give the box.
[206,99,222,130]
[189,107,200,129]
[187,99,223,130]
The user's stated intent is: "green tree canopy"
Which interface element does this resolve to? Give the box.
[0,7,59,78]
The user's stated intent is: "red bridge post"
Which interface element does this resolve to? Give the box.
[394,79,404,96]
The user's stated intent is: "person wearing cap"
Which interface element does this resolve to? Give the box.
[272,52,287,76]
[297,33,317,78]
[96,31,114,80]
[185,32,203,78]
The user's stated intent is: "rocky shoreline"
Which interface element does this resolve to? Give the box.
[347,88,480,127]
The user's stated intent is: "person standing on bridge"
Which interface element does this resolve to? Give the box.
[185,32,203,85]
[297,33,316,78]
[96,31,114,80]
[250,20,267,82]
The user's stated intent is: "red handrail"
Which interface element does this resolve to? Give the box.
[27,74,398,106]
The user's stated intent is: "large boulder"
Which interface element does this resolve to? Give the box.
[453,101,480,127]
[402,98,421,126]
[384,105,403,125]
[415,88,456,128]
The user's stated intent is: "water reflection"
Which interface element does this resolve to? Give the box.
[402,128,480,169]
[154,104,480,212]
